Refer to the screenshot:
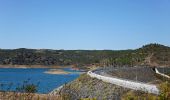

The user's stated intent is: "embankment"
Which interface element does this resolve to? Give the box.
[87,71,159,95]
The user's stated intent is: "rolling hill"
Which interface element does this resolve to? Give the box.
[0,43,169,68]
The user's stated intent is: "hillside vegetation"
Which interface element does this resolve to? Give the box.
[0,43,170,68]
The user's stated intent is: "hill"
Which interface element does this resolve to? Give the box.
[138,43,170,66]
[0,43,170,68]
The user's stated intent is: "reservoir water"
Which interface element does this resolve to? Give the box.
[0,68,81,94]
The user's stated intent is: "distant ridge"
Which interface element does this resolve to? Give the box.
[0,43,169,67]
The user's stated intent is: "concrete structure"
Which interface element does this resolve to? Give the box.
[155,68,170,79]
[87,71,159,95]
[49,85,63,95]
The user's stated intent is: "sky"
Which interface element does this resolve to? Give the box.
[0,0,169,50]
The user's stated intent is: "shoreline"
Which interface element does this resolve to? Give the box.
[0,64,86,74]
[44,69,85,75]
[0,65,73,69]
[0,65,88,72]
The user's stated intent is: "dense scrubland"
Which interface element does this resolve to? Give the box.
[0,43,170,68]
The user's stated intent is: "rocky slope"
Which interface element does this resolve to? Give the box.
[54,74,130,100]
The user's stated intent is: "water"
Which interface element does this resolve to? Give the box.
[0,68,81,94]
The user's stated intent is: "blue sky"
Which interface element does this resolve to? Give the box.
[0,0,169,50]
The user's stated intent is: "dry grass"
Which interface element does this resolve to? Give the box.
[0,92,62,100]
[122,82,170,100]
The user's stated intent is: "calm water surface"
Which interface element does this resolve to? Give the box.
[0,68,81,94]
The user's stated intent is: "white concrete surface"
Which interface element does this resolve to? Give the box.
[155,68,170,79]
[49,85,63,95]
[87,71,159,95]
